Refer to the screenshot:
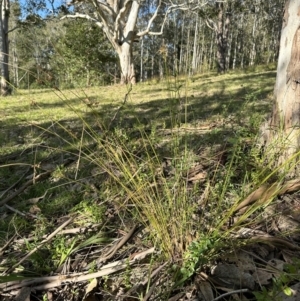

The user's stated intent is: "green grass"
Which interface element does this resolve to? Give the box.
[3,65,298,300]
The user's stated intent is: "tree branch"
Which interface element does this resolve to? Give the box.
[91,0,114,34]
[6,26,19,34]
[205,18,217,31]
[137,1,208,37]
[136,0,162,37]
[114,0,132,42]
[61,13,103,29]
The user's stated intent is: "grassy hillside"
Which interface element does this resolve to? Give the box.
[3,66,299,301]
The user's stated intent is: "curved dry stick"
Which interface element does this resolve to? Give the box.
[234,178,300,214]
[96,224,137,264]
[0,170,52,207]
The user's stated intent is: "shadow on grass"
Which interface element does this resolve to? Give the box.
[0,68,275,286]
[0,69,275,245]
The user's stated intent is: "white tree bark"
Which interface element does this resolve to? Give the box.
[261,0,300,169]
[0,0,10,95]
[192,16,199,74]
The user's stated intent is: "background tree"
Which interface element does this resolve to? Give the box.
[0,0,11,95]
[63,0,201,84]
[53,19,117,87]
[7,0,286,89]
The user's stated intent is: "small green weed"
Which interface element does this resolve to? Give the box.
[254,259,300,301]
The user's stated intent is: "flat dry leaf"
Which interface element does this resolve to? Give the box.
[29,205,41,214]
[188,171,207,182]
[252,268,272,285]
[83,278,98,301]
[268,259,285,272]
[27,191,47,204]
[199,281,214,301]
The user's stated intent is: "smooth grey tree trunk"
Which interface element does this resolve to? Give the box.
[0,0,10,95]
[261,0,300,170]
[118,44,136,84]
[192,16,199,74]
[215,2,230,73]
[249,13,257,66]
[140,37,144,82]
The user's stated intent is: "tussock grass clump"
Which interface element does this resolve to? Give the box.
[4,67,300,300]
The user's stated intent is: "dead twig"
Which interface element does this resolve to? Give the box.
[212,289,248,301]
[123,262,168,300]
[0,235,16,256]
[0,170,52,207]
[96,224,137,264]
[2,217,74,276]
[14,223,101,244]
[108,84,132,130]
[4,204,38,219]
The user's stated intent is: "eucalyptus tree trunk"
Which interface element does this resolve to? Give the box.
[226,32,232,70]
[192,16,199,74]
[140,37,144,82]
[215,2,230,73]
[115,1,138,84]
[199,25,205,72]
[185,25,191,75]
[179,17,185,73]
[12,33,18,87]
[117,42,136,84]
[261,0,300,170]
[249,13,257,66]
[232,31,238,69]
[208,31,214,70]
[0,0,10,95]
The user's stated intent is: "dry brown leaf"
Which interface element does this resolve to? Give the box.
[198,281,214,301]
[270,259,285,271]
[29,205,41,214]
[188,171,207,182]
[47,291,53,301]
[211,264,255,290]
[27,191,47,204]
[252,268,272,285]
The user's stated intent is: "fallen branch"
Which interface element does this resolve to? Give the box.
[1,247,155,292]
[0,158,76,207]
[4,204,38,219]
[14,223,101,244]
